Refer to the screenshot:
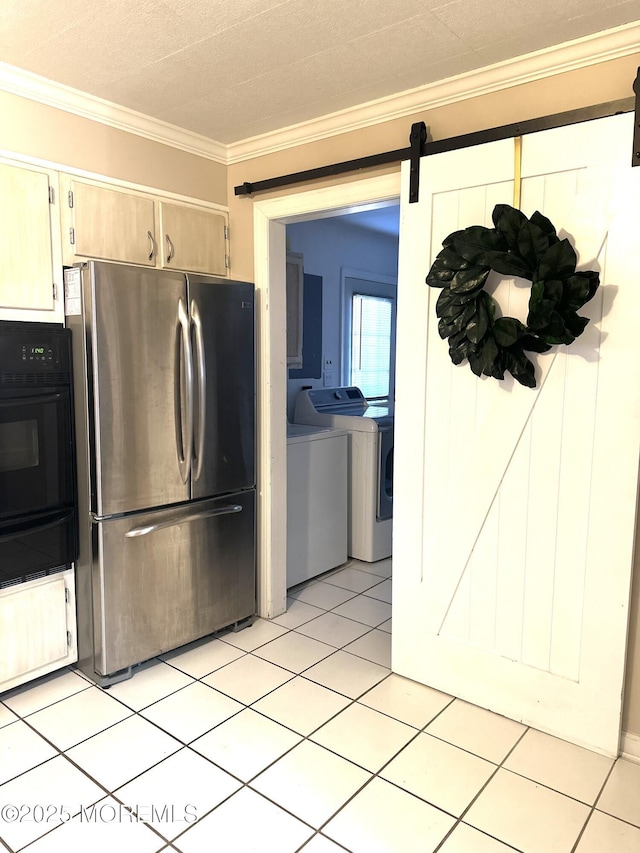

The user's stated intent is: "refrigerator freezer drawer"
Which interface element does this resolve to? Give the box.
[92,490,255,676]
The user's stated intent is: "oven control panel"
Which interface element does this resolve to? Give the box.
[0,321,71,378]
[20,343,58,365]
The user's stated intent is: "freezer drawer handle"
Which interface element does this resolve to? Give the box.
[191,298,206,481]
[124,504,242,538]
[175,298,194,484]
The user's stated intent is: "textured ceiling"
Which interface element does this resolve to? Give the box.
[1,0,639,145]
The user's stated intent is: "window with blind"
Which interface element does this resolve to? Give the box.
[350,294,393,398]
[342,273,397,401]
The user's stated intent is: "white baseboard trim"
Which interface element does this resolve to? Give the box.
[620,731,640,763]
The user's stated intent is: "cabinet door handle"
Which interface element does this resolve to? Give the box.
[147,230,155,260]
[165,234,175,263]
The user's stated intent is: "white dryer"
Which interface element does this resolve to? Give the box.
[294,386,393,562]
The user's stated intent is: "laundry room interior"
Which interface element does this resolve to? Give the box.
[284,205,400,591]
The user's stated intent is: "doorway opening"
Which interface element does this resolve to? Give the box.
[284,206,399,592]
[252,172,401,621]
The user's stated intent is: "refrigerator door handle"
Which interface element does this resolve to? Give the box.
[191,298,206,482]
[124,504,242,538]
[175,297,194,484]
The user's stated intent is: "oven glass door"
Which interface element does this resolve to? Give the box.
[0,388,74,518]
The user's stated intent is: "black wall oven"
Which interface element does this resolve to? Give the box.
[0,321,78,586]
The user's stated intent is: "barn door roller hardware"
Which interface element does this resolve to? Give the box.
[235,91,637,200]
[633,67,640,166]
[234,121,428,203]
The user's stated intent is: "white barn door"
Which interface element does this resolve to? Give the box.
[392,113,640,756]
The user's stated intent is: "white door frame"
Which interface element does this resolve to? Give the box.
[252,173,401,619]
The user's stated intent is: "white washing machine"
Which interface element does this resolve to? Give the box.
[286,423,348,588]
[294,387,393,562]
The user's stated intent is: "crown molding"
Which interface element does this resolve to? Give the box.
[0,62,227,164]
[226,22,640,164]
[1,22,638,167]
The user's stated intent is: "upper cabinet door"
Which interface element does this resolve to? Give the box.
[159,201,228,276]
[70,180,157,266]
[0,161,57,312]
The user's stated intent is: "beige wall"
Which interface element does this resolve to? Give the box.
[227,51,640,741]
[0,90,226,204]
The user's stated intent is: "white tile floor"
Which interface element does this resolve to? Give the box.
[1,558,639,853]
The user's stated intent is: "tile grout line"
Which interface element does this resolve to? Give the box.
[0,573,390,853]
[168,582,396,849]
[7,564,633,852]
[6,711,178,852]
[289,682,462,850]
[431,724,531,853]
[568,759,619,853]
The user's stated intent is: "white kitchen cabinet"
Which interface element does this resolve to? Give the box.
[64,179,157,267]
[61,176,229,276]
[0,569,77,693]
[0,159,63,322]
[159,201,228,276]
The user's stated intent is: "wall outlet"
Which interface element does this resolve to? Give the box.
[322,355,335,387]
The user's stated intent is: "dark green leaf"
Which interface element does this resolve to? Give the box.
[564,312,590,338]
[449,345,467,365]
[436,292,479,325]
[486,251,532,278]
[468,338,499,377]
[536,238,577,281]
[479,336,499,376]
[480,290,497,322]
[435,287,474,314]
[452,226,506,265]
[449,335,474,364]
[493,316,526,347]
[448,329,469,350]
[529,280,544,308]
[517,220,551,267]
[438,317,457,339]
[561,271,599,310]
[546,311,566,336]
[530,211,559,244]
[543,279,563,304]
[440,302,478,335]
[466,299,489,344]
[442,229,465,249]
[450,265,490,294]
[436,298,467,319]
[492,204,528,251]
[489,358,506,380]
[527,298,555,330]
[538,311,570,345]
[426,247,470,287]
[503,347,537,388]
[518,334,552,354]
[467,350,483,377]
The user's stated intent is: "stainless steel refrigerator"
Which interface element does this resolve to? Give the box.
[65,261,256,686]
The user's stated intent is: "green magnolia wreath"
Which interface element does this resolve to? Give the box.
[426,203,600,388]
